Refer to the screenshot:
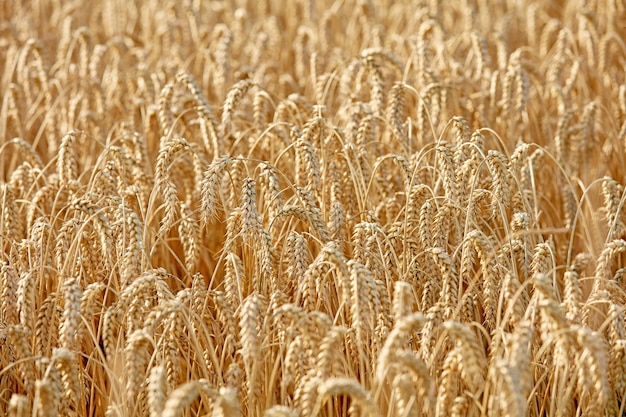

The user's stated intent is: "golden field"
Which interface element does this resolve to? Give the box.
[1,0,626,416]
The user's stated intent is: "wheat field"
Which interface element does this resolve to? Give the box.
[1,0,626,416]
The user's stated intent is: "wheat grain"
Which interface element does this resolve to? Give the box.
[125,329,152,405]
[443,321,486,392]
[436,347,461,417]
[16,272,34,337]
[35,291,58,357]
[491,359,526,417]
[56,131,79,191]
[201,156,232,224]
[312,377,377,417]
[7,325,35,394]
[0,261,19,326]
[576,327,609,416]
[161,381,201,417]
[602,176,626,240]
[239,293,264,409]
[264,405,299,417]
[148,366,167,417]
[52,347,83,413]
[59,277,81,351]
[34,359,62,417]
[377,313,425,383]
[221,79,254,142]
[295,127,321,197]
[8,394,29,417]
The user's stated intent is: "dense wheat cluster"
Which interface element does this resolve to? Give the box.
[1,0,626,416]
